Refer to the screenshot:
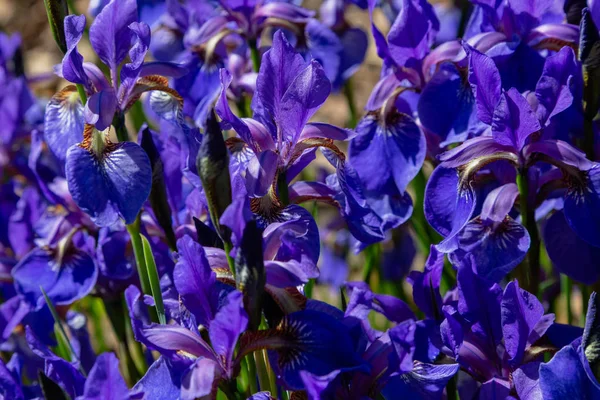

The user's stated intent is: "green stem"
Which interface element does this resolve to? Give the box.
[141,235,167,324]
[516,169,540,295]
[562,275,573,325]
[245,354,258,394]
[446,374,459,400]
[113,112,129,142]
[363,244,380,292]
[249,39,261,72]
[410,169,434,257]
[344,79,358,129]
[76,84,87,104]
[277,171,290,207]
[224,241,236,278]
[582,284,592,321]
[103,297,141,385]
[254,351,271,393]
[126,218,151,296]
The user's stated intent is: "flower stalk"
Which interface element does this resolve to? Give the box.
[516,168,541,295]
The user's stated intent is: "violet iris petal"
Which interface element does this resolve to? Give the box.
[65,138,152,226]
[12,246,97,310]
[465,44,501,125]
[89,0,138,71]
[131,357,185,400]
[543,210,600,285]
[267,309,369,390]
[513,362,542,400]
[408,246,444,320]
[82,353,130,400]
[350,110,426,194]
[381,362,460,399]
[491,88,541,151]
[173,235,219,328]
[246,150,279,198]
[62,15,90,89]
[563,165,600,248]
[43,86,84,164]
[501,281,545,366]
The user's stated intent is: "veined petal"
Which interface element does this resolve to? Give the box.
[82,353,129,400]
[450,216,530,282]
[539,345,600,399]
[120,21,152,99]
[480,183,519,223]
[265,259,319,288]
[240,310,368,390]
[12,246,97,310]
[173,235,218,328]
[492,88,541,151]
[535,46,579,125]
[209,291,248,374]
[181,358,222,400]
[501,281,545,366]
[381,362,460,399]
[350,110,425,194]
[465,44,501,125]
[89,0,137,70]
[44,85,84,163]
[513,362,542,400]
[438,136,516,168]
[66,132,152,226]
[527,23,580,51]
[524,139,594,171]
[299,123,352,141]
[279,60,331,145]
[563,164,600,247]
[253,2,315,23]
[142,324,215,359]
[408,246,444,320]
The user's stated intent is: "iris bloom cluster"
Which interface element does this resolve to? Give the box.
[2,0,600,399]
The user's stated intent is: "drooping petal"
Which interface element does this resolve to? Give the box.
[12,246,97,310]
[539,344,600,399]
[479,182,519,223]
[65,136,152,226]
[425,166,477,252]
[350,110,426,194]
[173,235,218,328]
[450,216,530,282]
[438,136,517,168]
[491,88,541,151]
[513,362,542,400]
[242,310,368,390]
[563,165,600,248]
[131,357,186,400]
[381,362,460,399]
[82,353,129,400]
[524,139,594,171]
[501,281,545,366]
[89,0,138,70]
[44,86,84,164]
[180,358,222,400]
[544,210,600,285]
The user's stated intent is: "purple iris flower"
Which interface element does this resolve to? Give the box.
[536,292,600,399]
[425,45,600,281]
[216,30,350,208]
[439,264,555,398]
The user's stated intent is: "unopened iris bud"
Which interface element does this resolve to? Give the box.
[235,220,266,331]
[44,0,69,54]
[196,109,232,240]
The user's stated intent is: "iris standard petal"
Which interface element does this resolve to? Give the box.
[465,44,501,125]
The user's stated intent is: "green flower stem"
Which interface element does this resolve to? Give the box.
[126,218,151,296]
[141,235,167,324]
[103,297,142,385]
[410,169,434,256]
[41,287,86,376]
[277,171,290,207]
[516,169,540,295]
[446,374,459,400]
[113,112,129,142]
[223,240,236,278]
[363,244,380,292]
[76,84,87,105]
[254,350,271,393]
[249,39,261,72]
[562,275,573,325]
[244,354,258,394]
[344,79,359,129]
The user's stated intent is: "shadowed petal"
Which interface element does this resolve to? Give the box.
[89,0,137,69]
[492,88,541,151]
[563,165,600,247]
[82,353,129,400]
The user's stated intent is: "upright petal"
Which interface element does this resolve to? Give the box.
[209,291,248,374]
[491,88,541,151]
[173,235,218,328]
[62,15,90,88]
[82,353,129,400]
[408,246,444,320]
[246,150,279,198]
[501,281,545,366]
[466,44,501,125]
[89,0,137,69]
[535,46,579,125]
